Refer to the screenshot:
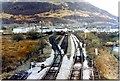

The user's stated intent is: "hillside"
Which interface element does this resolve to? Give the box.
[1,2,118,26]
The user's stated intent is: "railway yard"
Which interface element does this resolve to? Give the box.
[1,30,119,80]
[1,1,119,80]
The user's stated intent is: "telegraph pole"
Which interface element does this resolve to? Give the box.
[118,16,120,79]
[40,21,44,54]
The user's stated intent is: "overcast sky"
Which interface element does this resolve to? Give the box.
[86,0,119,16]
[0,0,119,16]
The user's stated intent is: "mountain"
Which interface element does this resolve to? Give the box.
[1,2,118,27]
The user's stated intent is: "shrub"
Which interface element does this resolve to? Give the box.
[27,30,40,40]
[1,26,7,30]
[2,40,40,73]
[11,34,24,42]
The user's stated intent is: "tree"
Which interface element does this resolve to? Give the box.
[27,30,40,40]
[1,26,7,30]
[11,34,24,42]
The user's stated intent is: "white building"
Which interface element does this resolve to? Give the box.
[12,26,68,33]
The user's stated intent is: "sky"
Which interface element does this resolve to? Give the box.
[86,0,120,16]
[0,0,119,16]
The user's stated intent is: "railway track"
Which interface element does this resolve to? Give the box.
[69,35,84,80]
[55,35,62,44]
[42,33,104,80]
[90,61,101,80]
[70,55,83,80]
[60,34,68,54]
[70,34,101,80]
[41,34,68,80]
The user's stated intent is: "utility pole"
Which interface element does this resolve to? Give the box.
[118,16,120,79]
[84,23,88,40]
[40,21,44,54]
